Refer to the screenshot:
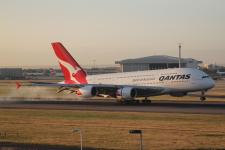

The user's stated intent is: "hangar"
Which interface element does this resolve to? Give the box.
[115,55,202,72]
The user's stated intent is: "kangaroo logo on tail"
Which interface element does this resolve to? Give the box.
[51,42,88,84]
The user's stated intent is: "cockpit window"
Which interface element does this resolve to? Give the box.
[202,76,209,79]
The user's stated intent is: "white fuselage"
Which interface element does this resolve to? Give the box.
[87,68,215,93]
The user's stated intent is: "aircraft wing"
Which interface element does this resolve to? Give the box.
[30,82,167,97]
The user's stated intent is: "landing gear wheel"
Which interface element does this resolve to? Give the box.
[200,91,206,101]
[116,99,123,104]
[123,99,136,105]
[142,98,151,104]
[200,97,206,101]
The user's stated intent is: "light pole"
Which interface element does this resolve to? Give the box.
[129,130,143,150]
[72,128,83,150]
[178,43,182,68]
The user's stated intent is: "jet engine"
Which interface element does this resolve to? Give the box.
[116,87,137,99]
[76,86,98,97]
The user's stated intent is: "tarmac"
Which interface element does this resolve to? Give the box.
[1,98,225,114]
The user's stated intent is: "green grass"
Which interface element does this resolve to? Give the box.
[1,109,225,150]
[0,80,225,149]
[1,108,225,122]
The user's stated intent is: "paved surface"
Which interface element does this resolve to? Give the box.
[1,98,225,114]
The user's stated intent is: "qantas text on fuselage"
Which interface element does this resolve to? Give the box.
[159,74,191,81]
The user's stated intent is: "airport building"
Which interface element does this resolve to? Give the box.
[21,67,120,80]
[23,68,63,80]
[85,67,120,75]
[115,55,202,72]
[0,68,24,79]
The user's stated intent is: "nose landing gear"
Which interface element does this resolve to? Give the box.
[200,91,206,101]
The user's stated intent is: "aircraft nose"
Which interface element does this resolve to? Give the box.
[208,78,215,89]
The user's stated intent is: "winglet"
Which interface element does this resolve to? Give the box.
[16,81,22,89]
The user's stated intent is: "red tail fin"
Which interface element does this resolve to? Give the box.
[51,42,87,84]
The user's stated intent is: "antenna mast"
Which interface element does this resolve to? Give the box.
[178,43,182,68]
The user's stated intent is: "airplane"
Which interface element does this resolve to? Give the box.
[49,68,56,76]
[29,42,215,103]
[216,70,225,76]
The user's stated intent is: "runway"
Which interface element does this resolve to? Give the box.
[1,98,225,114]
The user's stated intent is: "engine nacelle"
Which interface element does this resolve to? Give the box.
[116,87,137,99]
[76,86,98,97]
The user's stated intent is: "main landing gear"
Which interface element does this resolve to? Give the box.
[141,97,152,104]
[120,99,140,104]
[117,97,151,104]
[200,91,206,101]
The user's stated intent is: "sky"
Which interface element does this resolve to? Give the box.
[0,0,225,67]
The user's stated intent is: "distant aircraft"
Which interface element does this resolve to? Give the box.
[216,70,225,76]
[49,68,56,76]
[29,42,215,103]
